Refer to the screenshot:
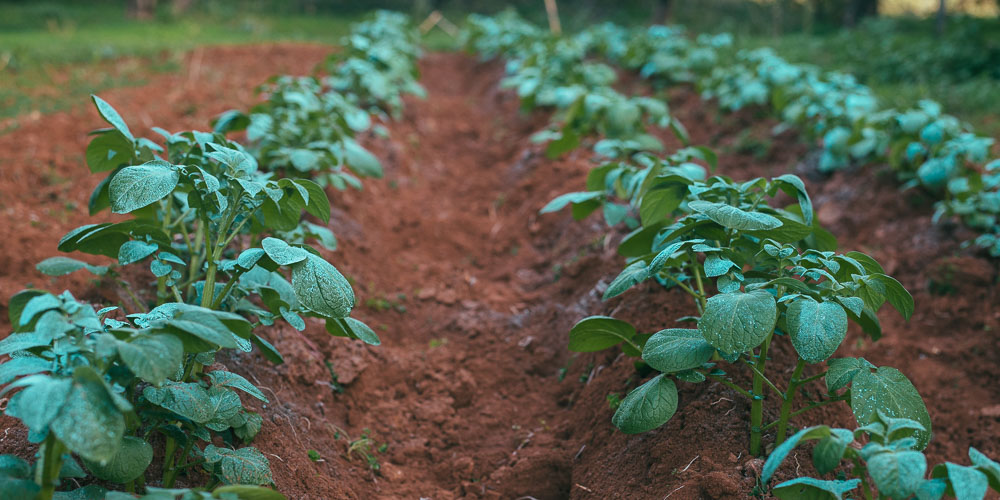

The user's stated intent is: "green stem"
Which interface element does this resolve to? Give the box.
[156,199,173,305]
[775,359,806,445]
[162,436,177,487]
[688,254,708,312]
[797,370,827,386]
[762,395,850,431]
[749,332,774,456]
[704,373,754,399]
[740,358,784,399]
[36,434,64,500]
[165,438,195,487]
[661,273,704,313]
[120,280,148,314]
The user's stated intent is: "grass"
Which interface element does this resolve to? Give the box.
[0,2,362,123]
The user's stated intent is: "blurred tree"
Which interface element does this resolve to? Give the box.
[652,0,672,24]
[127,0,157,19]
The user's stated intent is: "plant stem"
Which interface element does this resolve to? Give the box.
[797,370,827,386]
[761,395,850,431]
[162,436,177,487]
[36,434,64,500]
[704,373,754,399]
[688,254,709,311]
[120,280,148,314]
[852,456,875,500]
[662,272,704,311]
[740,358,783,398]
[749,332,774,456]
[775,359,806,445]
[156,198,174,305]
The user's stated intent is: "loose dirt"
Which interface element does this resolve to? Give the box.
[0,46,997,499]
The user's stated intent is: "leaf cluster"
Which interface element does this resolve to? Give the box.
[762,411,1000,500]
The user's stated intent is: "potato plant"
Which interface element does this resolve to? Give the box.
[320,10,425,118]
[563,173,926,456]
[761,411,1000,500]
[0,95,380,499]
[214,76,384,194]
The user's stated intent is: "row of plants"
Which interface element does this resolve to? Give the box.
[461,12,1000,499]
[0,11,423,500]
[583,21,1000,259]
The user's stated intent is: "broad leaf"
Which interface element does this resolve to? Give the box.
[117,334,183,385]
[772,477,860,500]
[109,160,179,213]
[688,200,782,230]
[568,316,637,353]
[82,436,152,483]
[290,254,355,318]
[36,257,109,277]
[786,298,847,363]
[850,366,931,449]
[203,445,273,486]
[698,290,777,355]
[611,374,678,434]
[50,367,126,462]
[642,328,714,373]
[867,450,927,499]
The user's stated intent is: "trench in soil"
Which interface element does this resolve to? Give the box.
[0,47,998,500]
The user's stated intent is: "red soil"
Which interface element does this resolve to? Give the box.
[0,46,997,499]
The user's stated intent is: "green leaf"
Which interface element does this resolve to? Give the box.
[698,290,777,355]
[36,257,109,277]
[91,95,134,141]
[8,290,46,328]
[813,429,854,475]
[640,185,686,226]
[703,254,735,278]
[251,335,284,365]
[969,448,1000,491]
[0,357,51,385]
[825,357,875,393]
[867,450,927,499]
[5,376,73,433]
[603,261,649,299]
[933,463,990,500]
[117,334,183,385]
[18,293,61,327]
[772,477,860,500]
[871,274,914,321]
[143,382,214,423]
[642,328,714,373]
[118,240,158,266]
[344,140,383,178]
[773,174,813,226]
[295,180,331,224]
[290,254,355,318]
[0,455,31,478]
[86,131,134,173]
[850,366,932,449]
[260,238,309,266]
[688,200,783,230]
[786,298,848,364]
[763,426,835,483]
[50,367,125,462]
[0,476,39,499]
[208,370,268,402]
[212,485,287,500]
[540,191,602,214]
[82,436,152,483]
[746,215,813,243]
[545,130,580,158]
[611,374,678,434]
[567,316,637,353]
[109,160,179,213]
[203,445,273,486]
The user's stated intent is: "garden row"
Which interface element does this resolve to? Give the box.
[0,11,423,500]
[461,12,1000,500]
